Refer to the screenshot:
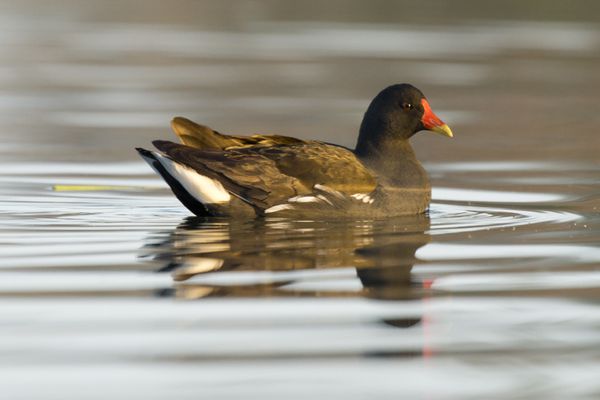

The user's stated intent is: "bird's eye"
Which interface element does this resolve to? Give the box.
[401,103,413,111]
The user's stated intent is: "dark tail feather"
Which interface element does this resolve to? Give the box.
[136,147,211,216]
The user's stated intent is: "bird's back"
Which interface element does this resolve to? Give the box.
[139,117,381,217]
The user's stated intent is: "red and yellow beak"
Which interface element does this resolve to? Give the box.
[421,98,453,138]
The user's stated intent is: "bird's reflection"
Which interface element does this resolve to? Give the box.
[142,215,431,310]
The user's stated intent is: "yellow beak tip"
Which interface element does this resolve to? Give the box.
[431,124,453,138]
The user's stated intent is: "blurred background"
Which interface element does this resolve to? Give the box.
[2,0,599,163]
[1,1,600,399]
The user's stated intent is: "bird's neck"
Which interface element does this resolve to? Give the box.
[355,134,429,189]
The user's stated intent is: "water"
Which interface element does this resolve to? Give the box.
[1,1,600,399]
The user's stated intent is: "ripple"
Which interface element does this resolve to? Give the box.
[0,162,589,278]
[429,203,581,235]
[429,161,599,172]
[418,243,600,263]
[433,187,565,203]
[433,271,600,292]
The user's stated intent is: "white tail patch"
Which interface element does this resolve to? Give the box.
[154,153,231,204]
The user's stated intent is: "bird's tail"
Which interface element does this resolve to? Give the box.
[136,147,230,216]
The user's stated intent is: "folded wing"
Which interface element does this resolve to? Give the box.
[152,139,376,213]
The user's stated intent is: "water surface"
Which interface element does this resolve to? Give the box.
[1,159,598,399]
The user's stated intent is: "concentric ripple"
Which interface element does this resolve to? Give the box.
[429,202,581,235]
[0,161,591,278]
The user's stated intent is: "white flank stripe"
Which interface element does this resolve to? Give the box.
[154,153,231,204]
[290,196,320,203]
[314,184,345,199]
[265,204,295,214]
[316,194,333,206]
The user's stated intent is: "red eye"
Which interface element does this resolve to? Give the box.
[401,103,413,111]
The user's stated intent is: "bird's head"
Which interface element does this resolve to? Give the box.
[359,83,453,141]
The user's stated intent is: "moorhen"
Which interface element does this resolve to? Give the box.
[136,84,452,217]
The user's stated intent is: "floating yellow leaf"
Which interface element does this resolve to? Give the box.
[52,185,135,192]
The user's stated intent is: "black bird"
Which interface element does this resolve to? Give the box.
[136,84,453,217]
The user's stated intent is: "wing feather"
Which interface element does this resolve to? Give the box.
[153,140,304,210]
[171,117,306,150]
[157,119,378,212]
